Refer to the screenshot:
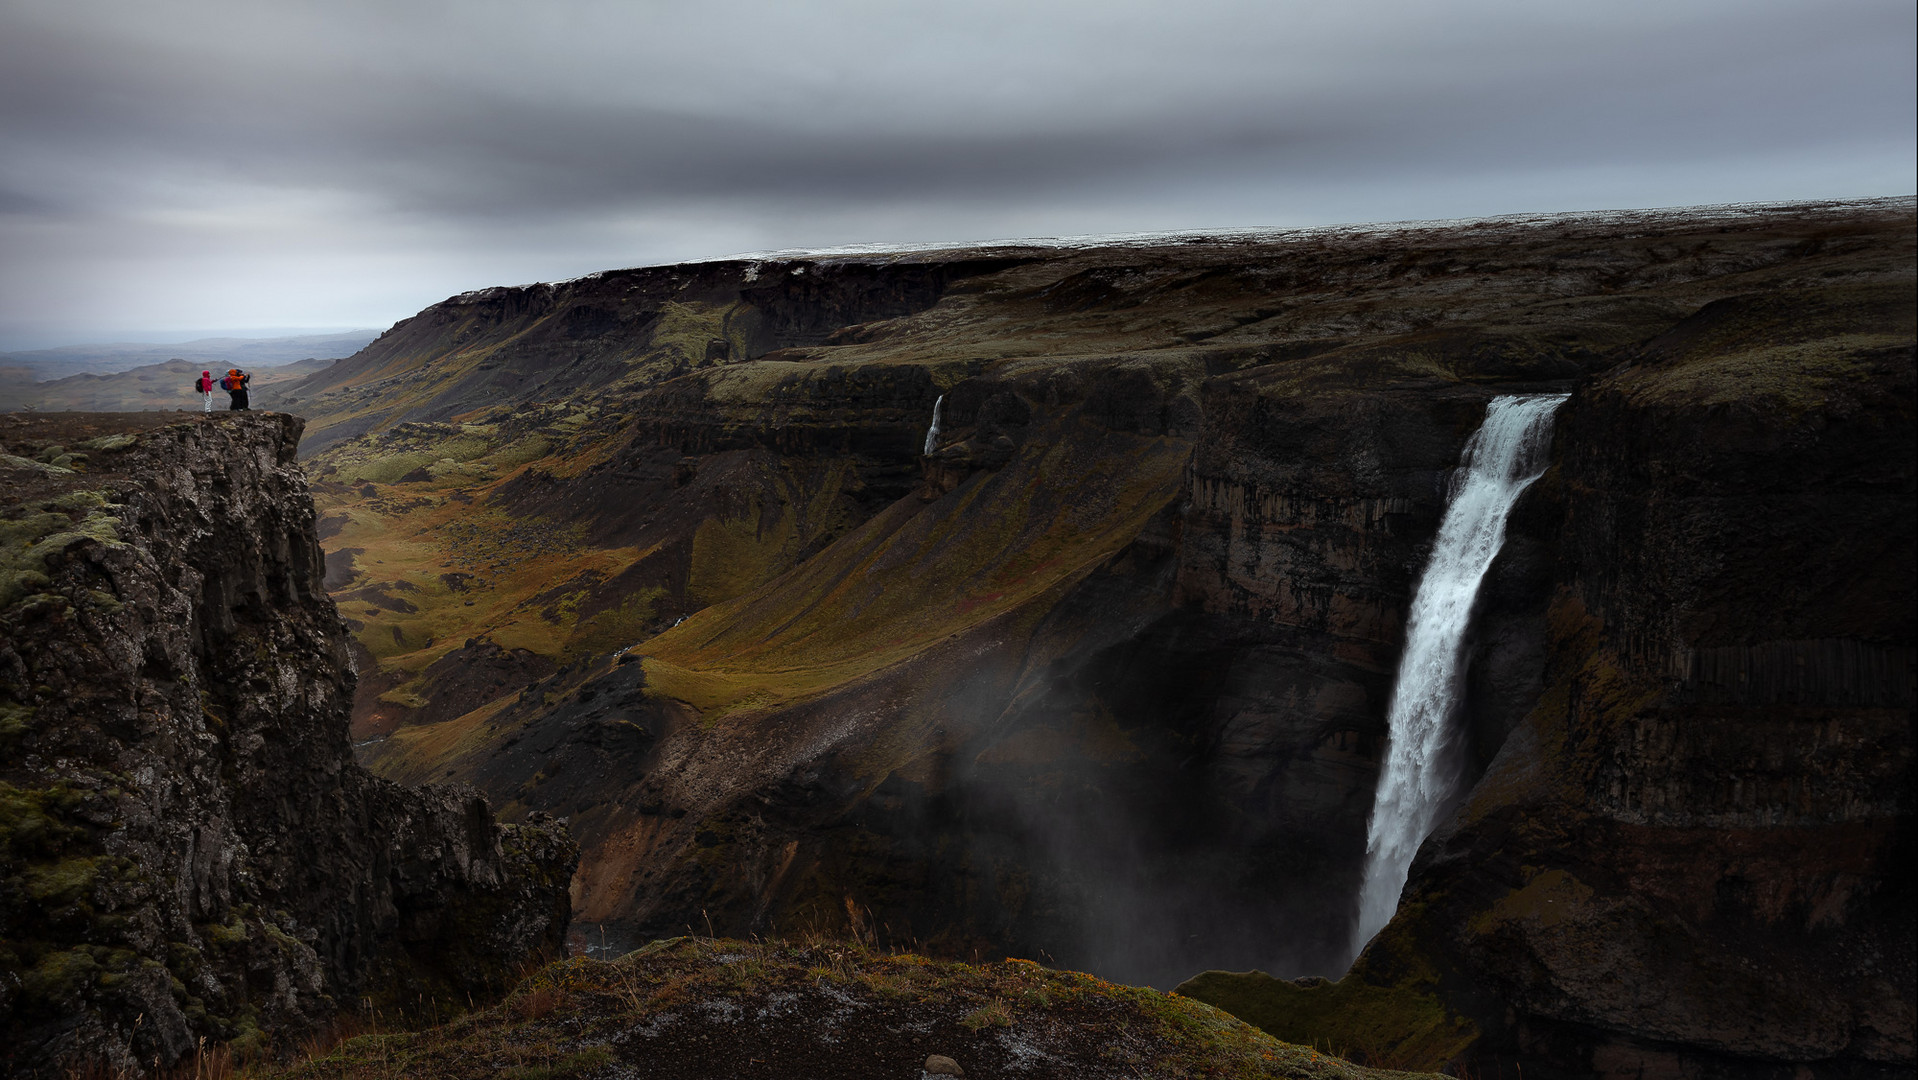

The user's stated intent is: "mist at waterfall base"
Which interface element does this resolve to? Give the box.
[890,392,1383,989]
[902,635,1362,991]
[938,729,1346,987]
[1351,394,1570,956]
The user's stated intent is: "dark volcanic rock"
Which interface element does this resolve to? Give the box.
[1182,278,1916,1078]
[1401,284,1917,1077]
[0,412,577,1077]
[323,199,1910,1076]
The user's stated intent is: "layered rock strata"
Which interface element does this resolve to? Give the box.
[319,199,1910,1068]
[311,198,1914,738]
[0,412,576,1077]
[1182,279,1916,1078]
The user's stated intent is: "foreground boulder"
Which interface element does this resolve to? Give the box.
[0,412,577,1077]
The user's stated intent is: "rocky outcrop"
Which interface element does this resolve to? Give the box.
[0,412,576,1077]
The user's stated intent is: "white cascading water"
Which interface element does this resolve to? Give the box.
[1351,393,1569,955]
[923,394,944,455]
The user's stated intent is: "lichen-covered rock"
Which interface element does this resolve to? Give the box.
[0,412,577,1078]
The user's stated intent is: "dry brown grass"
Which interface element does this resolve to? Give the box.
[243,935,1435,1080]
[509,984,565,1022]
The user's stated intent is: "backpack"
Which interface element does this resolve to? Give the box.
[220,373,243,391]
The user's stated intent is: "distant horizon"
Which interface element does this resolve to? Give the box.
[0,327,384,356]
[12,192,1910,354]
[702,193,1918,261]
[4,0,1910,354]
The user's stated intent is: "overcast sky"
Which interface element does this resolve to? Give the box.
[1,0,1911,349]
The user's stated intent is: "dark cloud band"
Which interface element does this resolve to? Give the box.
[1,0,1911,346]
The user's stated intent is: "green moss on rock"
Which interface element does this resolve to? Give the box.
[0,781,89,859]
[22,854,104,907]
[0,499,126,607]
[18,946,103,1014]
[76,433,139,452]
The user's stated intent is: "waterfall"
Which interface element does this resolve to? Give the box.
[923,394,944,455]
[1351,393,1569,954]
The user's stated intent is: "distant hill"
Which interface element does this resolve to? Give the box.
[0,355,337,413]
[0,329,381,381]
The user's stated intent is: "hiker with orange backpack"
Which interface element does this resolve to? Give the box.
[219,368,251,411]
[194,370,216,412]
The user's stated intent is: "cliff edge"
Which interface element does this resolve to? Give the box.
[0,412,577,1077]
[1180,278,1916,1078]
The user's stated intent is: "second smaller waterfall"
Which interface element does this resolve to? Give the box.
[923,394,944,455]
[1351,393,1569,956]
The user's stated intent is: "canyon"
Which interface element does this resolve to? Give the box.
[2,197,1911,1076]
[292,198,1912,1076]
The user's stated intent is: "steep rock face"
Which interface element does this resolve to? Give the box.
[0,413,576,1077]
[320,199,1914,749]
[1183,279,1916,1076]
[1411,281,1916,1077]
[1169,378,1552,972]
[347,200,1912,1017]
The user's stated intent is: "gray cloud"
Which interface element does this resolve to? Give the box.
[1,0,1911,347]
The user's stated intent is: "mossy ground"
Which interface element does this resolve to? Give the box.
[245,937,1434,1080]
[1174,969,1473,1075]
[314,417,641,734]
[0,488,126,607]
[311,399,879,736]
[1613,280,1915,412]
[640,416,1189,725]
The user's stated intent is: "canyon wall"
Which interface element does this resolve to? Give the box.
[0,413,576,1077]
[283,200,1913,1072]
[1181,279,1916,1077]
